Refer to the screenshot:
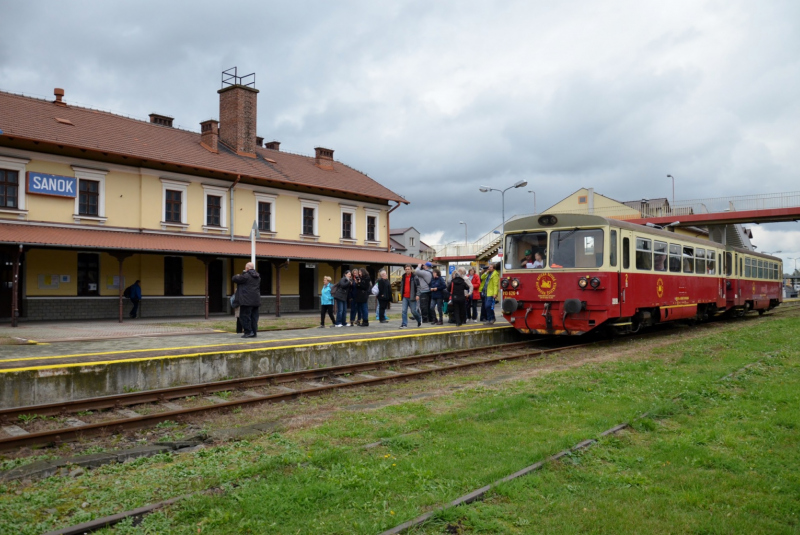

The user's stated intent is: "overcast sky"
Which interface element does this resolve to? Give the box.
[1,1,799,268]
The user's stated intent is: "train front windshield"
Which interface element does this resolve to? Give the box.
[504,229,604,270]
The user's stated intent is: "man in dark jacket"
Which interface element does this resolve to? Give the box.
[354,270,372,327]
[232,262,261,338]
[127,280,142,318]
[333,270,351,327]
[399,264,422,328]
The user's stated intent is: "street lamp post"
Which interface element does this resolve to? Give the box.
[479,180,528,239]
[667,175,674,207]
[459,221,468,246]
[527,190,536,214]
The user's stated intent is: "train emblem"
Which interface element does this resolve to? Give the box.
[536,273,557,297]
[656,278,664,298]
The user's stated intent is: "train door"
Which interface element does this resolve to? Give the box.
[609,228,623,319]
[619,229,637,318]
[724,252,736,310]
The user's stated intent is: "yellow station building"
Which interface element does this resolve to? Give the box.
[0,72,415,322]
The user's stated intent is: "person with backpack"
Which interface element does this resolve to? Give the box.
[124,280,142,318]
[333,270,352,327]
[448,269,469,326]
[319,276,336,328]
[482,263,501,325]
[354,269,372,327]
[429,268,446,325]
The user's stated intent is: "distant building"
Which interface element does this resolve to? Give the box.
[545,188,754,249]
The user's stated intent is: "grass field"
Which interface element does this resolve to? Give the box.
[0,314,797,534]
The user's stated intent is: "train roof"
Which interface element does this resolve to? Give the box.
[505,213,782,261]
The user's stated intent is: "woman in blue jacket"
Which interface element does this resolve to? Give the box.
[320,276,336,328]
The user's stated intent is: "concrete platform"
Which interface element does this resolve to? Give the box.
[0,321,520,409]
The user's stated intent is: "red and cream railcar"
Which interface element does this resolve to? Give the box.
[499,214,783,335]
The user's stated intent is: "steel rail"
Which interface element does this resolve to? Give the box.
[0,341,591,452]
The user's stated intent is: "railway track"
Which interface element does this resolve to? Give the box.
[0,339,592,452]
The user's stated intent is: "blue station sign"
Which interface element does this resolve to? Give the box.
[27,172,77,198]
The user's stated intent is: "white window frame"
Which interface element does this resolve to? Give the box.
[160,178,189,230]
[0,155,29,219]
[340,204,357,244]
[364,208,380,245]
[72,166,108,224]
[254,192,277,237]
[202,184,228,232]
[409,236,415,247]
[299,199,319,240]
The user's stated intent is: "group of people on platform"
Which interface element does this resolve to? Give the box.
[320,262,501,329]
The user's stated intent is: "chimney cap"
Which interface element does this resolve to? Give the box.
[53,87,66,106]
[265,141,281,151]
[314,147,334,160]
[149,113,174,127]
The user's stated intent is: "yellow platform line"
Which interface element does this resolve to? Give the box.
[0,326,446,365]
[0,326,511,374]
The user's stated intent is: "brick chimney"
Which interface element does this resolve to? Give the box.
[314,147,334,170]
[200,119,219,153]
[149,113,174,127]
[265,141,281,151]
[256,136,264,148]
[218,82,259,158]
[53,88,66,107]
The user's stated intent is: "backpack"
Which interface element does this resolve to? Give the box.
[123,285,132,298]
[331,282,341,296]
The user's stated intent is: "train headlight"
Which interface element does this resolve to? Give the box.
[511,278,521,289]
[590,277,601,289]
[501,278,510,289]
[578,277,588,289]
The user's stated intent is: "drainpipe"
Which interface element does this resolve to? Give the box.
[387,201,401,253]
[229,174,241,241]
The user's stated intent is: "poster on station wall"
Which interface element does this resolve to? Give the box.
[26,172,77,198]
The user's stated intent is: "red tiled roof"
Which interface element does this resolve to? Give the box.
[0,224,418,265]
[0,91,406,204]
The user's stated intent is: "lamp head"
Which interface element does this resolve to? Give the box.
[667,174,673,178]
[479,186,490,193]
[514,180,528,188]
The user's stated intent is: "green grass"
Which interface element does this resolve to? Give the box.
[0,316,797,534]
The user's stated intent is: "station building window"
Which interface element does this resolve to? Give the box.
[256,260,273,295]
[164,256,183,296]
[79,180,99,216]
[365,209,380,243]
[206,195,221,226]
[300,199,319,237]
[202,185,228,230]
[254,193,276,235]
[73,166,107,222]
[161,179,188,228]
[0,169,19,208]
[635,237,652,270]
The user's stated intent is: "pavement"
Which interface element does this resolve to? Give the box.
[0,311,506,372]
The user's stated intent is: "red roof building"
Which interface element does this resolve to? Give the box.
[0,72,414,323]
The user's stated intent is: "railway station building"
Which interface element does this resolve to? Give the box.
[0,74,416,323]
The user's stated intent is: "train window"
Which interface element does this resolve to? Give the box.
[609,230,617,267]
[654,241,667,272]
[550,229,604,268]
[745,258,751,278]
[504,232,548,270]
[725,252,732,276]
[683,246,694,273]
[695,249,706,274]
[708,251,716,275]
[623,238,630,269]
[669,244,681,273]
[738,256,742,276]
[635,238,652,270]
[758,259,764,279]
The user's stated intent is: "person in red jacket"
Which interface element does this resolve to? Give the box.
[468,267,481,322]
